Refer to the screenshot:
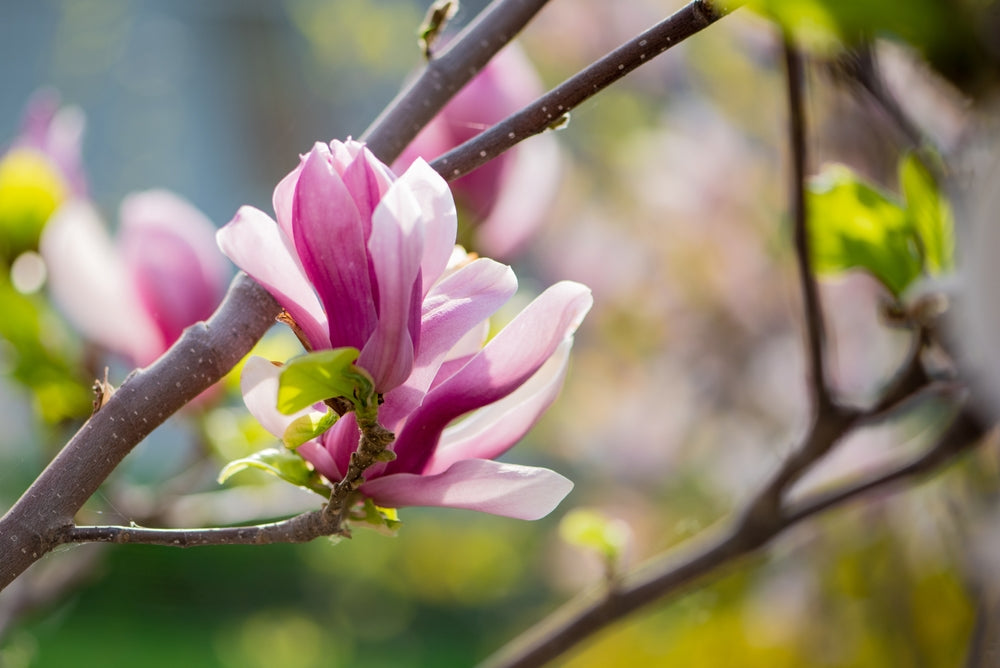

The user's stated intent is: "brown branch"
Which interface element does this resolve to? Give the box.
[0,273,280,591]
[479,392,981,668]
[58,509,341,548]
[477,31,958,668]
[362,0,556,160]
[784,36,831,412]
[429,0,737,181]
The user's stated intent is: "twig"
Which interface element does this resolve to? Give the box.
[362,0,556,160]
[476,32,961,668]
[58,509,342,548]
[783,406,984,525]
[478,396,980,668]
[784,37,830,412]
[429,0,736,181]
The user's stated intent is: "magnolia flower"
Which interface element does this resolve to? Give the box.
[0,90,87,262]
[41,190,230,366]
[218,139,590,520]
[393,43,561,260]
[11,89,88,197]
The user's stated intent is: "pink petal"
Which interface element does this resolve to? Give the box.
[390,281,592,474]
[217,206,330,349]
[409,258,515,394]
[477,132,561,260]
[360,459,573,520]
[40,200,163,365]
[397,159,458,293]
[358,179,424,391]
[298,441,342,483]
[119,190,229,348]
[292,143,377,348]
[425,338,572,474]
[338,142,395,225]
[272,154,306,241]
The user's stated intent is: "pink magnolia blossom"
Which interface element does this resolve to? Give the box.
[41,190,230,366]
[218,139,590,520]
[11,88,88,197]
[393,43,561,260]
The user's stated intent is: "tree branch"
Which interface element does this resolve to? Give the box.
[362,0,556,160]
[479,390,979,668]
[429,0,736,181]
[476,32,964,668]
[784,36,831,412]
[0,273,280,591]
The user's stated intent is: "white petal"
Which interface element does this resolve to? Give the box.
[360,459,573,520]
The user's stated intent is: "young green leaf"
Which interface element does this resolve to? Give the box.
[346,497,403,536]
[808,164,922,297]
[218,447,330,497]
[900,152,954,274]
[277,347,366,414]
[283,409,339,449]
[559,508,631,564]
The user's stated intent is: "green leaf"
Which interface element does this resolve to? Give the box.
[218,447,330,497]
[345,497,403,536]
[900,152,954,275]
[282,409,338,449]
[277,347,370,414]
[808,164,922,297]
[559,508,631,563]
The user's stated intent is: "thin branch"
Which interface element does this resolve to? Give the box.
[59,509,340,548]
[479,393,980,668]
[784,36,830,412]
[783,406,985,525]
[429,0,737,181]
[362,0,556,160]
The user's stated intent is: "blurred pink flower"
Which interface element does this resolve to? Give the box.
[393,43,561,260]
[11,88,88,197]
[219,139,590,520]
[41,190,230,366]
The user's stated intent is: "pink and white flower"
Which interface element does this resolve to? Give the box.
[41,190,230,366]
[393,43,561,260]
[219,139,590,520]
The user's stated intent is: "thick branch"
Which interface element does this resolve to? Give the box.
[429,0,735,180]
[0,273,279,590]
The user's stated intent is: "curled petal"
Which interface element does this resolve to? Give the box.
[408,257,515,395]
[391,281,593,474]
[358,178,424,391]
[360,459,573,520]
[425,338,573,474]
[293,143,376,348]
[272,154,306,241]
[398,159,458,293]
[217,206,330,349]
[40,200,163,365]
